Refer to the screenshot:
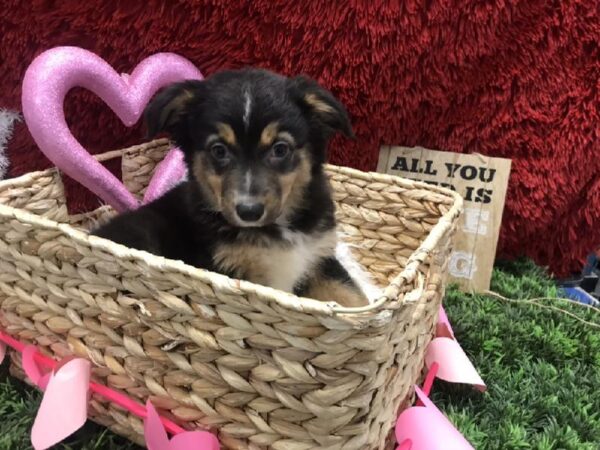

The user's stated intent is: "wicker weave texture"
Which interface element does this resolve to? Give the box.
[0,140,462,449]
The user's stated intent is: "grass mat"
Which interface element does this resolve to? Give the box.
[0,260,598,449]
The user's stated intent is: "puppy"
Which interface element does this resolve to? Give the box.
[93,69,369,307]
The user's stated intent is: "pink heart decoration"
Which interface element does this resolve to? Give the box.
[395,386,474,450]
[143,146,187,204]
[31,358,91,450]
[428,306,486,391]
[425,337,486,391]
[22,345,51,390]
[144,400,220,450]
[436,305,455,339]
[22,46,200,212]
[397,441,412,450]
[169,432,221,450]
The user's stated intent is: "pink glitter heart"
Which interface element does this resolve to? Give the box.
[22,46,201,211]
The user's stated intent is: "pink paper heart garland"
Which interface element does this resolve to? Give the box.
[22,46,199,211]
[426,306,486,391]
[18,346,90,449]
[144,400,220,450]
[30,358,91,450]
[395,386,474,450]
[22,345,51,390]
[425,337,486,391]
[0,332,221,449]
[394,305,484,449]
[436,304,455,338]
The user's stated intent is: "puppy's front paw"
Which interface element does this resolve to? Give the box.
[306,279,370,307]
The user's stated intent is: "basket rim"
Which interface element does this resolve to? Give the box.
[0,140,463,319]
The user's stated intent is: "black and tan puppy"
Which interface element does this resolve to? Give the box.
[93,69,369,307]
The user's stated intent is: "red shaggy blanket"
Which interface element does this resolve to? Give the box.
[0,0,598,276]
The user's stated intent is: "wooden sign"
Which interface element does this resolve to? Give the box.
[377,146,512,292]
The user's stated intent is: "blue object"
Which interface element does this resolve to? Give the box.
[556,251,600,306]
[559,287,600,307]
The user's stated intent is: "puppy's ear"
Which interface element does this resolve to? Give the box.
[144,80,204,139]
[288,76,354,138]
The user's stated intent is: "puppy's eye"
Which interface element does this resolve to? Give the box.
[210,143,230,161]
[269,141,291,161]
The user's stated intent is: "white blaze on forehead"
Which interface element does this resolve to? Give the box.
[244,170,252,192]
[243,87,252,130]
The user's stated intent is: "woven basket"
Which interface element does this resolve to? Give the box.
[0,139,462,449]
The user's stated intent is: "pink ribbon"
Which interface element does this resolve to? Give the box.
[0,331,218,449]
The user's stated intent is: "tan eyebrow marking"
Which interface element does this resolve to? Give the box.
[216,122,237,146]
[259,122,279,147]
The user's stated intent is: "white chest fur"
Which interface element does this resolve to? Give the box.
[213,230,337,293]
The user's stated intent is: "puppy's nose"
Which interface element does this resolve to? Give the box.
[235,203,265,222]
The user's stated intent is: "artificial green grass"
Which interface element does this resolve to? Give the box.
[0,260,598,449]
[433,260,600,450]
